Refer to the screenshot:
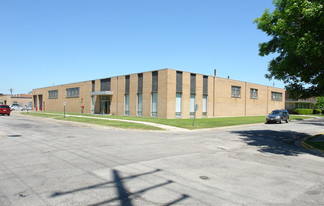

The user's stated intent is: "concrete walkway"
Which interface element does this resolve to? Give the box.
[42,113,189,132]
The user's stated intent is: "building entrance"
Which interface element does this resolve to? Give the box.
[100,96,110,114]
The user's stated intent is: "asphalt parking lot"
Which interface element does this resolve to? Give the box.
[0,113,324,205]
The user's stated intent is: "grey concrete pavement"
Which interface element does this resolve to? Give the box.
[0,114,324,205]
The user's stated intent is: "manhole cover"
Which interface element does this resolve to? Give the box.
[18,193,26,198]
[199,176,209,180]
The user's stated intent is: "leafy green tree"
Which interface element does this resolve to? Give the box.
[315,96,324,109]
[255,0,324,99]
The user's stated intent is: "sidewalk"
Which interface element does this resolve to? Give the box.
[43,113,190,132]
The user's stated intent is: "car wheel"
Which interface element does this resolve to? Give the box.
[279,119,282,124]
[286,118,289,123]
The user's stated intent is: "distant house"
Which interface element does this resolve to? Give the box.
[285,93,317,112]
[0,94,33,107]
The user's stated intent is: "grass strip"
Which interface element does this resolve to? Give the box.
[304,141,324,151]
[28,112,313,130]
[21,112,163,130]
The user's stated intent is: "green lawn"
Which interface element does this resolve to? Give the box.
[305,140,324,151]
[21,112,163,130]
[25,111,314,130]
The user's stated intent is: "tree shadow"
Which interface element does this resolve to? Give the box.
[297,118,324,127]
[50,168,189,206]
[231,130,322,156]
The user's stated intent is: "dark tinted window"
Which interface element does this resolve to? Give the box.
[203,76,208,94]
[138,73,143,93]
[125,75,130,94]
[100,78,111,91]
[190,73,196,94]
[0,105,10,108]
[176,71,182,93]
[152,71,158,92]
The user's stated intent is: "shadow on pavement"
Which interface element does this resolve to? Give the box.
[51,168,189,206]
[297,118,324,127]
[231,130,321,156]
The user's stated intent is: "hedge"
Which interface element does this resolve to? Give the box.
[293,109,322,115]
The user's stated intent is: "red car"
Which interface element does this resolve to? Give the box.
[0,105,11,116]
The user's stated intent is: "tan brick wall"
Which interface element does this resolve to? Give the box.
[129,74,138,116]
[0,95,32,107]
[117,76,125,115]
[157,70,168,118]
[207,76,214,117]
[166,69,176,118]
[214,78,246,116]
[268,87,285,113]
[110,77,118,115]
[245,83,268,115]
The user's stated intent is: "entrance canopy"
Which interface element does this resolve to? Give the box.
[90,91,113,96]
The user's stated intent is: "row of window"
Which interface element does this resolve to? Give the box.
[125,92,208,117]
[48,88,80,99]
[124,93,157,116]
[231,86,282,101]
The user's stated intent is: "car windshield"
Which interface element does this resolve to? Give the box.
[270,110,282,115]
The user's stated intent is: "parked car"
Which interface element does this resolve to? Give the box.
[0,105,11,116]
[21,105,32,111]
[266,109,289,124]
[10,104,20,111]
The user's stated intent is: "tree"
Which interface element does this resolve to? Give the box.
[254,0,324,99]
[315,96,324,109]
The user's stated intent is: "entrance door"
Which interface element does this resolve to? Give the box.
[38,95,43,111]
[100,96,110,114]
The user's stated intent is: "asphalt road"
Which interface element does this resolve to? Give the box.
[0,113,324,206]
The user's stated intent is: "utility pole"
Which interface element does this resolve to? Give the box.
[9,88,13,96]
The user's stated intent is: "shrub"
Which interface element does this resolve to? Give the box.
[313,109,322,114]
[293,109,313,115]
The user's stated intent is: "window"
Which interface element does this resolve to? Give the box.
[48,90,58,99]
[152,92,157,117]
[190,94,195,117]
[271,92,282,101]
[250,88,258,99]
[175,93,182,117]
[137,94,142,116]
[125,94,129,115]
[231,86,241,98]
[92,80,95,92]
[100,78,111,91]
[202,95,207,116]
[66,88,79,98]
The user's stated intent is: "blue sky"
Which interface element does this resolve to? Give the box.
[0,0,281,94]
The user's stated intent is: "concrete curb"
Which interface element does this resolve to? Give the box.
[300,133,324,156]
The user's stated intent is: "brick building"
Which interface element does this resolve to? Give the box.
[0,94,33,107]
[32,68,285,118]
